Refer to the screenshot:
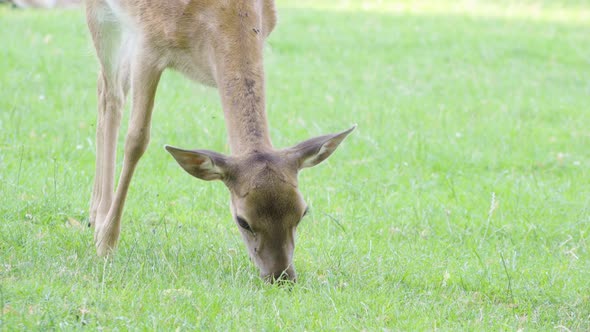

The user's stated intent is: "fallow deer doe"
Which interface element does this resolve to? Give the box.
[86,0,355,282]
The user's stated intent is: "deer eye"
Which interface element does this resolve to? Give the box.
[236,216,252,232]
[302,207,309,218]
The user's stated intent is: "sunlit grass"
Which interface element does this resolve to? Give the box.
[1,0,589,330]
[280,0,590,23]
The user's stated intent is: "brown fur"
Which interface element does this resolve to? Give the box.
[86,0,353,282]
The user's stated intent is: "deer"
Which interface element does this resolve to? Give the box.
[85,0,355,283]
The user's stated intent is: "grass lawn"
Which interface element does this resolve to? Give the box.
[1,0,589,329]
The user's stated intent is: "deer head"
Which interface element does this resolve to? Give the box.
[165,125,355,282]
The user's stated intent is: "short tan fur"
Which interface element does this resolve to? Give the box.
[86,0,354,282]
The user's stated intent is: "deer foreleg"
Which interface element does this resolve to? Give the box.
[95,46,162,256]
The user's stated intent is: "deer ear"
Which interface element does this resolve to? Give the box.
[287,125,356,170]
[165,145,230,181]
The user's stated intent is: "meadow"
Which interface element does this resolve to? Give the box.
[1,0,589,329]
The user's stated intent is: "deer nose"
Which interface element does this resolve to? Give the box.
[263,267,297,283]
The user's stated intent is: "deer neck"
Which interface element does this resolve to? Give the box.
[214,38,272,156]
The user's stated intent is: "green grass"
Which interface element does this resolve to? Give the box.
[1,0,589,329]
